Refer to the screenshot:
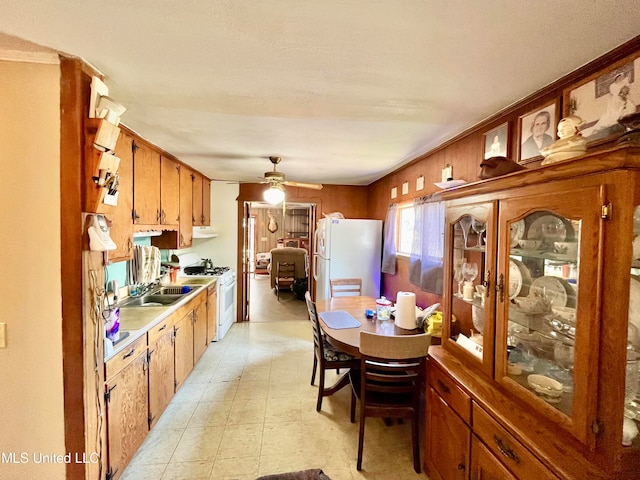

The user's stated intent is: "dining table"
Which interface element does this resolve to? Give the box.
[314,295,423,399]
[315,295,420,357]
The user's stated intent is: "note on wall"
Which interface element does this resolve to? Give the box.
[391,187,397,199]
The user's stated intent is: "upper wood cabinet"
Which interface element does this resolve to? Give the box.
[192,171,204,226]
[132,141,160,225]
[179,165,193,248]
[202,178,211,226]
[160,156,180,225]
[108,131,134,261]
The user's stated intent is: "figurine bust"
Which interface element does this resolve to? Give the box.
[540,115,587,165]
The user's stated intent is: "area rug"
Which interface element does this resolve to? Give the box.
[255,469,332,480]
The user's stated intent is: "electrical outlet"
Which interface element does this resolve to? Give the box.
[0,323,6,348]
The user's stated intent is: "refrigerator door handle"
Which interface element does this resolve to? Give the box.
[312,254,319,281]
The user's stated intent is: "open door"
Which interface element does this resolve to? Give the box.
[241,201,251,321]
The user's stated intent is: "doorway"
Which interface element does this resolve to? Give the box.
[242,201,316,322]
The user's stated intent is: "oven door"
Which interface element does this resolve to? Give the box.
[215,274,236,341]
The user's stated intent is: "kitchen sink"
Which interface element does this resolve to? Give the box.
[120,294,184,307]
[154,285,201,295]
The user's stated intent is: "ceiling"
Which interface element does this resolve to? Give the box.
[1,2,640,186]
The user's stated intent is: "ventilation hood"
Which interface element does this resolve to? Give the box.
[192,226,219,239]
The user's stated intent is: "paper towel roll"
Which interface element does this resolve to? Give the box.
[395,291,417,330]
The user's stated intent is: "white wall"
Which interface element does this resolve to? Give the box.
[184,182,239,269]
[0,60,66,478]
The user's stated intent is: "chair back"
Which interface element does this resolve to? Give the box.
[358,331,431,402]
[305,292,324,355]
[330,278,362,297]
[277,262,295,279]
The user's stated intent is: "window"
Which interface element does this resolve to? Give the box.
[397,203,415,256]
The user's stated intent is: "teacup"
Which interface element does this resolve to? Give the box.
[518,239,542,250]
[554,241,578,256]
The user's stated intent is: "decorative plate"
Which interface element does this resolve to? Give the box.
[530,276,574,308]
[629,276,640,333]
[510,220,526,248]
[526,214,573,244]
[509,258,532,299]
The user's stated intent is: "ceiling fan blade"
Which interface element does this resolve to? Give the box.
[283,181,323,190]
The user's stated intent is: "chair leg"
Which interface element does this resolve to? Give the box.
[411,416,421,474]
[357,415,365,470]
[350,390,356,423]
[316,368,324,412]
[311,356,317,386]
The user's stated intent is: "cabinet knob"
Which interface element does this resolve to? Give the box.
[457,462,465,471]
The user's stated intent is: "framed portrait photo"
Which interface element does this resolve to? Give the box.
[564,51,640,146]
[483,122,509,160]
[517,101,559,164]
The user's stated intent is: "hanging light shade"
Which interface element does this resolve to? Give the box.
[263,183,285,204]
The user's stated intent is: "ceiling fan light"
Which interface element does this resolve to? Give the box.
[263,184,285,204]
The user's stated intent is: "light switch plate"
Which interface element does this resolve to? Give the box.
[0,323,6,348]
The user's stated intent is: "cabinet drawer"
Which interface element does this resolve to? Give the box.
[428,362,471,424]
[106,335,147,380]
[148,317,173,345]
[472,404,558,480]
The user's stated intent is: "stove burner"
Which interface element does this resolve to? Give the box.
[183,265,231,276]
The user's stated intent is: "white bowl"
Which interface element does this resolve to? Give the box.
[554,241,578,256]
[518,239,543,250]
[527,374,563,403]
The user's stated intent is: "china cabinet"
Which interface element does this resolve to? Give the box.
[426,145,640,480]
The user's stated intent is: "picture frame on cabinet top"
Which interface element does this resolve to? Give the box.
[483,122,509,160]
[517,101,559,164]
[564,50,640,146]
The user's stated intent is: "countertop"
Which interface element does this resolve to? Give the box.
[105,277,216,361]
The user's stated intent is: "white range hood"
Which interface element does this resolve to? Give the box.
[192,226,219,239]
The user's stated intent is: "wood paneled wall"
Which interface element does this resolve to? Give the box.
[370,35,640,308]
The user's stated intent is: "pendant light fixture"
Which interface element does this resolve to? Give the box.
[263,183,285,204]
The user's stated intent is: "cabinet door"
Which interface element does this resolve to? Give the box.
[132,141,160,225]
[109,131,134,261]
[174,311,194,391]
[148,329,174,429]
[105,353,148,480]
[207,289,217,343]
[496,184,603,448]
[192,171,204,226]
[160,156,180,225]
[179,165,193,248]
[426,387,470,480]
[202,178,211,226]
[193,298,208,363]
[470,437,517,480]
[444,200,497,377]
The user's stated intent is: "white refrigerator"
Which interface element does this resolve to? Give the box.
[313,218,382,301]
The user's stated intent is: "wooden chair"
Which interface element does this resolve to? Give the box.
[274,262,295,300]
[349,331,431,473]
[305,292,360,412]
[329,278,362,297]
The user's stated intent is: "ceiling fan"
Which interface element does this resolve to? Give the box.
[260,156,323,205]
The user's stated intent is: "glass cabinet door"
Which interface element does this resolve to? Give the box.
[625,205,640,449]
[495,186,603,447]
[445,201,496,377]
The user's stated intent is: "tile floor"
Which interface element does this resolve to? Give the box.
[121,278,427,480]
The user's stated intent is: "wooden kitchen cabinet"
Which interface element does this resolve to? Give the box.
[174,309,194,391]
[105,339,148,480]
[202,177,211,226]
[470,437,517,480]
[160,155,180,225]
[179,164,193,248]
[192,171,204,226]
[193,293,208,363]
[132,140,161,225]
[107,130,134,261]
[147,319,174,429]
[426,146,640,480]
[206,283,217,343]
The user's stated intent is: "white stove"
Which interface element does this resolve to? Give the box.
[174,252,236,341]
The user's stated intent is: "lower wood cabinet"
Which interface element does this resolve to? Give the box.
[147,319,174,429]
[426,386,470,480]
[105,346,149,480]
[471,436,517,480]
[193,295,208,363]
[206,284,217,343]
[174,309,194,392]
